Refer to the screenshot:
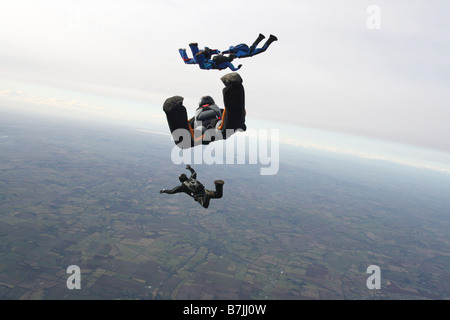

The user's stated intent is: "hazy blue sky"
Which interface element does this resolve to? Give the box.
[1,1,449,159]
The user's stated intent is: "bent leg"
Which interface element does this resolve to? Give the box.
[202,196,211,209]
[179,49,195,64]
[209,180,224,199]
[195,193,210,209]
[249,33,265,54]
[195,52,208,69]
[163,96,194,149]
[220,73,246,135]
[189,43,200,64]
[252,34,278,56]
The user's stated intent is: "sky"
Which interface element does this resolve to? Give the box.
[1,0,449,167]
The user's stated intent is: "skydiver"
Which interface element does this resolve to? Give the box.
[163,72,246,149]
[179,43,220,65]
[160,165,224,209]
[222,33,278,58]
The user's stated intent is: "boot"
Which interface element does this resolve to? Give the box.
[249,33,266,53]
[263,34,278,48]
[220,72,243,87]
[263,34,278,49]
[213,180,224,198]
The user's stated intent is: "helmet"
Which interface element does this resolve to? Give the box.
[198,95,215,107]
[179,173,188,182]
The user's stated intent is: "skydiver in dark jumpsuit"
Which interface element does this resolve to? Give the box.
[222,33,278,58]
[160,165,224,209]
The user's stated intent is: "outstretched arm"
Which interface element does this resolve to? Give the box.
[227,62,242,71]
[160,185,185,194]
[186,165,196,179]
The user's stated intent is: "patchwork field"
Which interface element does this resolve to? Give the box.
[0,111,449,300]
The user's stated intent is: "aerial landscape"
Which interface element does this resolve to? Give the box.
[1,109,449,300]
